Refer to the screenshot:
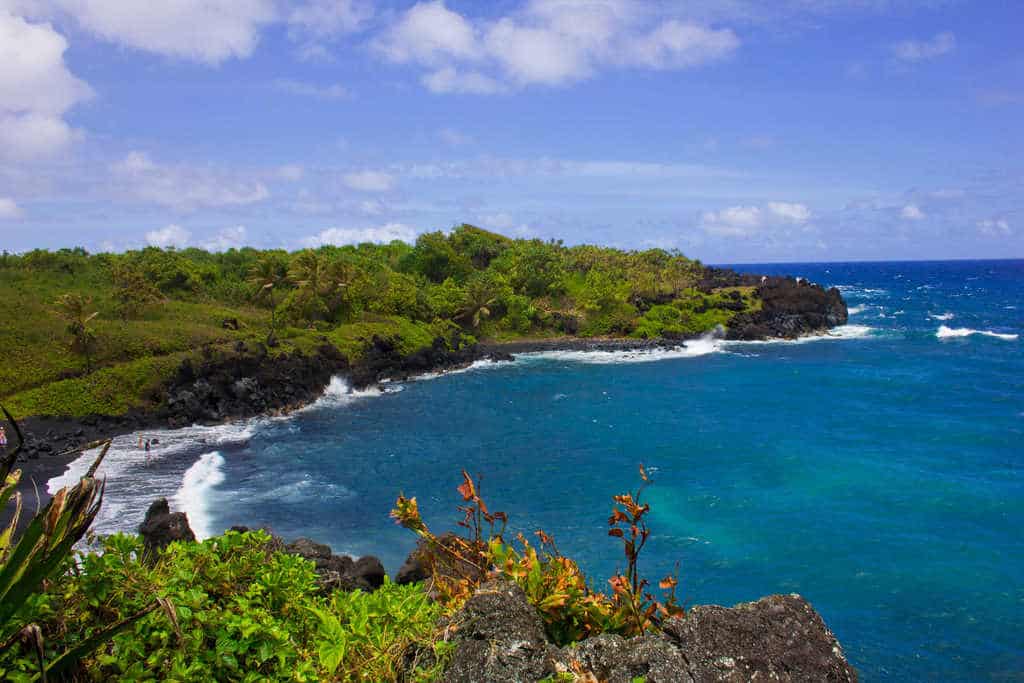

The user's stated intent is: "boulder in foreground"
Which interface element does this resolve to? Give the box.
[442,579,858,683]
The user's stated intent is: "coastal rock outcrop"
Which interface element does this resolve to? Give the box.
[162,343,348,427]
[280,536,385,593]
[348,333,513,388]
[441,580,858,683]
[138,498,195,556]
[726,277,848,340]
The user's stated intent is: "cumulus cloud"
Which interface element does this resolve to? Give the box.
[0,10,92,159]
[202,225,248,251]
[302,223,417,246]
[977,218,1011,237]
[342,170,395,192]
[145,224,191,248]
[53,0,276,64]
[112,151,270,211]
[701,205,762,237]
[374,0,740,93]
[900,204,925,220]
[701,200,812,237]
[287,0,372,42]
[892,31,955,63]
[0,197,24,219]
[273,79,349,100]
[767,201,811,224]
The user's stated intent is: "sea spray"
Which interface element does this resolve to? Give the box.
[173,452,226,540]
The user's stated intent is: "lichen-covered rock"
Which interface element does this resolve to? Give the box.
[548,633,689,683]
[662,594,858,682]
[138,498,195,557]
[443,580,558,683]
[440,581,857,682]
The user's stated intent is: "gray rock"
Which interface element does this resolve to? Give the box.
[549,633,689,683]
[662,594,858,682]
[443,580,558,683]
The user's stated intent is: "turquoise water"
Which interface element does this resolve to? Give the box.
[67,260,1023,679]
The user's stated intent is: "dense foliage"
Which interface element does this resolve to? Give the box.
[0,226,758,418]
[0,467,679,682]
[0,531,449,682]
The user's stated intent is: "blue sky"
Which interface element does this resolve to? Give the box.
[1,0,1022,262]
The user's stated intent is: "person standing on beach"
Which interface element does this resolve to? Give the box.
[0,426,7,450]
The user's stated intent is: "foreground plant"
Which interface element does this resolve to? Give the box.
[0,405,159,681]
[391,465,684,646]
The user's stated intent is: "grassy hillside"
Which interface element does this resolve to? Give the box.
[0,226,760,418]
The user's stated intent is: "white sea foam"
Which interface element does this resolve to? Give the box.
[929,312,955,321]
[172,452,225,540]
[936,325,1018,341]
[725,324,875,346]
[524,335,723,365]
[410,358,516,381]
[48,420,258,541]
[847,305,866,315]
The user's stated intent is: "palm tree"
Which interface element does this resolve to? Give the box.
[459,281,498,329]
[55,293,99,372]
[247,256,287,333]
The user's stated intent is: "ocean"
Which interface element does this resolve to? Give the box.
[50,259,1023,680]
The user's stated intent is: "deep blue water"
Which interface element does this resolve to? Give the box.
[61,260,1023,680]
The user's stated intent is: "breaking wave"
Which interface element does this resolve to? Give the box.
[172,452,225,540]
[936,326,1018,341]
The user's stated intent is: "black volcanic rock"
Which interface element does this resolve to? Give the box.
[161,343,348,427]
[138,498,195,557]
[727,276,848,340]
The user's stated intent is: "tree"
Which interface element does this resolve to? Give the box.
[111,263,160,320]
[288,251,337,321]
[247,255,288,334]
[55,293,99,373]
[458,272,507,328]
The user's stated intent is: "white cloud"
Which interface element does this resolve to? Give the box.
[892,31,955,63]
[977,218,1011,237]
[278,164,305,181]
[0,10,92,159]
[342,170,395,192]
[112,151,270,210]
[202,225,247,251]
[422,66,505,94]
[54,0,276,64]
[287,0,372,42]
[146,224,191,248]
[701,205,762,237]
[900,204,925,220]
[628,19,739,69]
[0,197,23,219]
[374,0,480,65]
[273,79,349,100]
[701,200,813,237]
[374,0,740,93]
[302,222,417,246]
[767,201,811,224]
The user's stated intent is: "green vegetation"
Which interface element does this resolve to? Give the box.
[0,454,677,681]
[0,225,761,418]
